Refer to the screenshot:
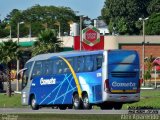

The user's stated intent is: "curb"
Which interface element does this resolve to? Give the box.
[140,87,155,90]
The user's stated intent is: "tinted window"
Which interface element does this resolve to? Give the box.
[63,58,73,73]
[96,55,103,70]
[54,59,64,74]
[85,56,94,72]
[43,60,53,75]
[76,56,85,72]
[32,61,43,77]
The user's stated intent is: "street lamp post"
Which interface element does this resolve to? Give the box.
[54,16,61,38]
[58,23,61,38]
[16,21,24,91]
[139,17,148,85]
[7,23,12,39]
[9,26,12,39]
[79,15,90,51]
[29,24,31,41]
[80,16,83,51]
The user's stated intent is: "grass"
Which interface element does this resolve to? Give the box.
[0,90,160,109]
[0,93,24,108]
[123,90,160,109]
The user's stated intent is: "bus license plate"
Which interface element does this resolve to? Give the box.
[121,96,127,100]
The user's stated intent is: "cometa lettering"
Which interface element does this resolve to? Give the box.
[112,82,136,87]
[40,78,56,85]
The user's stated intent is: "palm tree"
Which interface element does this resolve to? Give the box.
[32,29,62,56]
[144,55,154,87]
[0,40,19,97]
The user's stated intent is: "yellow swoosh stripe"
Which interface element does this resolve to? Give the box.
[58,56,82,98]
[111,90,137,93]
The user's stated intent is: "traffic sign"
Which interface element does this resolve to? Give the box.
[82,25,100,46]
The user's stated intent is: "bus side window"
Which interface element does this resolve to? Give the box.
[43,60,53,75]
[64,58,73,73]
[76,56,84,72]
[55,59,63,74]
[32,61,43,77]
[96,55,103,70]
[85,56,94,72]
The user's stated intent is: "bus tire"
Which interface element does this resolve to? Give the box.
[73,93,81,109]
[68,105,73,109]
[100,103,113,110]
[114,103,123,110]
[59,105,67,110]
[82,93,92,109]
[30,95,39,110]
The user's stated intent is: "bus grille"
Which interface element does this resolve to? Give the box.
[111,72,136,77]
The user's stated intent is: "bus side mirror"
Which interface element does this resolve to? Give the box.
[17,68,27,80]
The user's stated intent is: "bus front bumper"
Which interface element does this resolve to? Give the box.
[21,92,29,105]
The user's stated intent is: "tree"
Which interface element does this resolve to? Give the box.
[147,0,160,15]
[32,29,62,56]
[0,21,10,38]
[0,40,19,97]
[146,13,160,35]
[2,5,78,38]
[101,0,150,35]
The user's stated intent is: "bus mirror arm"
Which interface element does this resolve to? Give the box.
[17,68,27,80]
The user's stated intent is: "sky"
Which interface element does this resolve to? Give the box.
[0,0,105,20]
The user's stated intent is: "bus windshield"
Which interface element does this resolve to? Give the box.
[22,62,33,89]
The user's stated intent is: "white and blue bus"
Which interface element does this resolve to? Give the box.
[20,50,141,110]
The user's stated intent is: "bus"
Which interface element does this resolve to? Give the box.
[20,50,141,110]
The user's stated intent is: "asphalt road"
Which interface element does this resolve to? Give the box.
[0,108,129,114]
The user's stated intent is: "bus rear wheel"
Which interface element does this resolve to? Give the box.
[73,93,82,109]
[114,103,123,110]
[30,95,39,110]
[82,93,92,109]
[100,102,113,110]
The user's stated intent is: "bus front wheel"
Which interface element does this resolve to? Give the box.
[59,105,67,110]
[30,95,39,110]
[73,93,81,109]
[82,93,92,109]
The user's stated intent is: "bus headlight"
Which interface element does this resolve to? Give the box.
[22,92,26,98]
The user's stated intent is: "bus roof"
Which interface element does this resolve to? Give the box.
[27,50,104,63]
[27,49,138,63]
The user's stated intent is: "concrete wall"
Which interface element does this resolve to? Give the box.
[0,37,37,42]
